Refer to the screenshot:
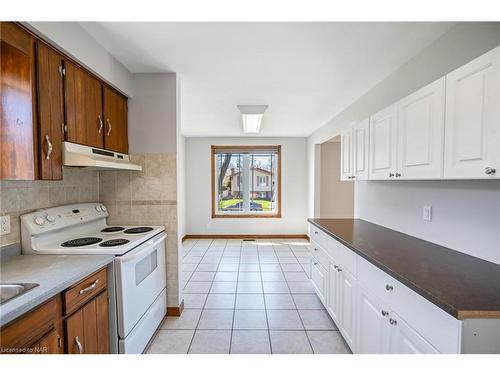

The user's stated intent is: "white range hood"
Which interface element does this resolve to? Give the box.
[62,142,142,171]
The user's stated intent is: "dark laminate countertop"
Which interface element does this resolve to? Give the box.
[308,218,500,320]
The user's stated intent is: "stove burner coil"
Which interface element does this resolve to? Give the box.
[61,237,102,247]
[99,239,130,247]
[124,227,154,234]
[101,226,125,233]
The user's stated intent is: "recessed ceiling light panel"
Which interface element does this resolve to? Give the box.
[237,105,268,134]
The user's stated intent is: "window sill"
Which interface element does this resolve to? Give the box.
[211,213,282,219]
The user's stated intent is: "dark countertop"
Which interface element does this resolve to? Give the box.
[308,218,500,320]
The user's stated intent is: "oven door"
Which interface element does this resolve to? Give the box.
[115,232,167,338]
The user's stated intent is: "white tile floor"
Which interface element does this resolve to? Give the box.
[147,238,351,354]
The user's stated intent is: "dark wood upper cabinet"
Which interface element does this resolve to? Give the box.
[103,86,128,154]
[64,61,104,149]
[0,22,37,180]
[36,42,64,180]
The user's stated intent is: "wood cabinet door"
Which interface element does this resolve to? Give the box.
[389,312,439,354]
[30,328,61,354]
[356,284,390,354]
[339,269,356,351]
[103,86,128,153]
[37,42,64,180]
[340,127,353,181]
[65,60,103,149]
[397,78,445,179]
[352,118,369,180]
[0,22,36,180]
[65,291,109,354]
[444,47,500,179]
[369,104,398,180]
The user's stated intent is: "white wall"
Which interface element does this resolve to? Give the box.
[128,73,178,154]
[185,137,308,235]
[308,22,500,264]
[355,181,500,265]
[27,22,134,97]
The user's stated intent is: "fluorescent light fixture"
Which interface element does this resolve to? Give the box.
[237,105,268,134]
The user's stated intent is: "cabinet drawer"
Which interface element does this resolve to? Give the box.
[310,240,329,269]
[358,256,397,303]
[331,239,357,277]
[0,297,58,350]
[63,267,107,315]
[390,278,461,354]
[309,224,327,249]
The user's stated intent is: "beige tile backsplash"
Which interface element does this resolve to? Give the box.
[0,168,98,247]
[0,153,181,308]
[99,154,181,308]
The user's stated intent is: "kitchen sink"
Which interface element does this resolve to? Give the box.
[0,283,39,305]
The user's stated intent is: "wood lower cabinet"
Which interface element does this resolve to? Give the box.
[103,86,128,153]
[0,267,110,354]
[65,291,109,354]
[37,42,64,180]
[0,22,37,180]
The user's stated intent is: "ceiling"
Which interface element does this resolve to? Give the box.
[80,22,455,137]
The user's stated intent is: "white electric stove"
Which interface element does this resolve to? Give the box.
[20,203,167,354]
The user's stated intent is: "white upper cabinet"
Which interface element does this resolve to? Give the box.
[397,78,445,179]
[352,118,370,180]
[369,105,398,180]
[340,127,353,181]
[444,47,500,179]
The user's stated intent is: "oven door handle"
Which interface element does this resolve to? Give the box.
[118,233,167,263]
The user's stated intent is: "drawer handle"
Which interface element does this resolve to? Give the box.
[79,279,99,294]
[381,310,389,317]
[313,262,319,266]
[385,284,394,292]
[314,248,318,251]
[314,231,318,235]
[333,265,338,269]
[337,267,342,273]
[389,318,398,326]
[74,336,83,354]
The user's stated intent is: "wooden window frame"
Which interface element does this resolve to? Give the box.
[211,145,282,219]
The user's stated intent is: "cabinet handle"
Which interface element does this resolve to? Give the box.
[381,310,389,317]
[314,231,318,235]
[333,265,338,270]
[337,267,342,272]
[388,172,395,178]
[385,284,394,292]
[98,115,104,133]
[395,172,401,177]
[106,119,112,136]
[485,167,496,175]
[313,261,319,266]
[351,175,356,179]
[389,318,397,326]
[45,135,53,160]
[314,248,318,251]
[79,279,99,294]
[74,336,83,354]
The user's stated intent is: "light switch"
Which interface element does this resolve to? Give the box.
[423,206,432,222]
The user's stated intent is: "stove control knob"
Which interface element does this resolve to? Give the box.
[100,205,107,212]
[34,217,45,226]
[46,215,56,223]
[95,205,102,212]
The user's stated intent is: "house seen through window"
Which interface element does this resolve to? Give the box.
[211,145,281,217]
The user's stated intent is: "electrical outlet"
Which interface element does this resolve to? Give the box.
[0,215,11,235]
[423,206,432,222]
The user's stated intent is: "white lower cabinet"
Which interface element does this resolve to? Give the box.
[311,259,327,305]
[310,224,463,354]
[356,283,390,353]
[389,312,439,354]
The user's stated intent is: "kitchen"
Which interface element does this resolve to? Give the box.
[1,2,500,372]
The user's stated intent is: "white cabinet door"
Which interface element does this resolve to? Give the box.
[369,105,398,180]
[311,260,327,305]
[356,284,391,353]
[397,78,445,179]
[340,127,354,181]
[444,46,500,179]
[389,312,439,354]
[353,119,369,180]
[339,269,357,350]
[326,262,341,325]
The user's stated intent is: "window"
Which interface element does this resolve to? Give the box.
[211,145,281,218]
